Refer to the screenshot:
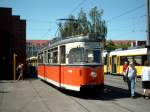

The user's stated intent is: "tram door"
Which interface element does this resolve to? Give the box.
[112,55,117,74]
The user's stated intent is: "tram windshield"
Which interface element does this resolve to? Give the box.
[86,49,100,63]
[68,48,84,64]
[68,48,100,64]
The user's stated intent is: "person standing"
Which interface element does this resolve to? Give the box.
[17,63,24,80]
[123,61,129,82]
[125,61,137,98]
[141,60,150,99]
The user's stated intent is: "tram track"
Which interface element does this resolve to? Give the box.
[68,93,135,112]
[28,80,53,112]
[15,77,145,112]
[0,79,149,112]
[68,96,92,112]
[15,80,53,112]
[29,79,92,112]
[64,75,143,112]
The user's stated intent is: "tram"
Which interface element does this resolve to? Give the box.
[26,56,38,78]
[37,35,104,91]
[103,47,147,76]
[26,56,38,67]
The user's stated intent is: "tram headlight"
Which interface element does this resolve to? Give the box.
[90,71,97,78]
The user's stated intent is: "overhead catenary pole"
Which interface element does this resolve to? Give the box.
[146,0,150,62]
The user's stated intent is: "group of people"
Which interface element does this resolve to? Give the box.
[123,60,150,99]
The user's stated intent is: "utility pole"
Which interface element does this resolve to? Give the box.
[146,0,150,62]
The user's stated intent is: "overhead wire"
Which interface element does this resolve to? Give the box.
[69,0,87,15]
[106,3,145,23]
[55,0,87,37]
[106,3,146,38]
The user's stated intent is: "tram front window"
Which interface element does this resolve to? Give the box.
[86,50,100,63]
[68,48,100,64]
[68,48,84,64]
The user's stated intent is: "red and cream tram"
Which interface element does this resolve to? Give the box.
[37,35,104,91]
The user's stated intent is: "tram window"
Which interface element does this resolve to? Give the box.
[38,55,41,63]
[68,48,84,64]
[120,56,128,65]
[60,45,66,64]
[134,56,142,66]
[52,51,58,63]
[142,55,147,65]
[48,51,52,63]
[127,56,133,63]
[86,50,100,63]
[38,53,43,63]
[44,51,48,63]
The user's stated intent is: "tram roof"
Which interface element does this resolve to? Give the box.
[40,35,103,51]
[109,47,147,56]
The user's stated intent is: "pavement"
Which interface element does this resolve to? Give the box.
[0,77,150,112]
[0,79,91,112]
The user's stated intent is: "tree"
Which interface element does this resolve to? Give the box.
[59,15,76,38]
[104,40,131,51]
[58,6,107,40]
[104,40,117,51]
[89,6,107,40]
[78,8,90,35]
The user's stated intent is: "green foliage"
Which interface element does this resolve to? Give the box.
[59,6,107,40]
[104,40,117,51]
[59,15,76,38]
[89,6,107,38]
[104,40,131,51]
[116,42,131,49]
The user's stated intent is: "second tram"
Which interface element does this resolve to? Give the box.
[37,35,104,91]
[103,47,147,76]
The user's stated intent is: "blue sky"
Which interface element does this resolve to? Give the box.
[0,0,146,40]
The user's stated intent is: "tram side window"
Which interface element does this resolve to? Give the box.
[142,55,147,65]
[134,56,142,66]
[52,51,58,63]
[44,51,48,63]
[60,45,66,64]
[68,48,84,64]
[48,50,52,63]
[38,53,43,63]
[120,56,128,65]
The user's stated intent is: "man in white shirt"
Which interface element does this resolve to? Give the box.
[126,61,137,98]
[141,61,150,99]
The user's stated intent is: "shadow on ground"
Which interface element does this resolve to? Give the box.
[40,79,142,101]
[59,85,143,101]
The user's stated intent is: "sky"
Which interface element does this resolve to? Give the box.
[0,0,147,41]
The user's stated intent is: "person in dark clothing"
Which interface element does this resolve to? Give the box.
[17,63,24,80]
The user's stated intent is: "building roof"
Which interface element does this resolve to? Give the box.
[27,40,49,45]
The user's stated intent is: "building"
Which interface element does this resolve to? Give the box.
[26,40,49,58]
[0,7,26,80]
[112,40,146,47]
